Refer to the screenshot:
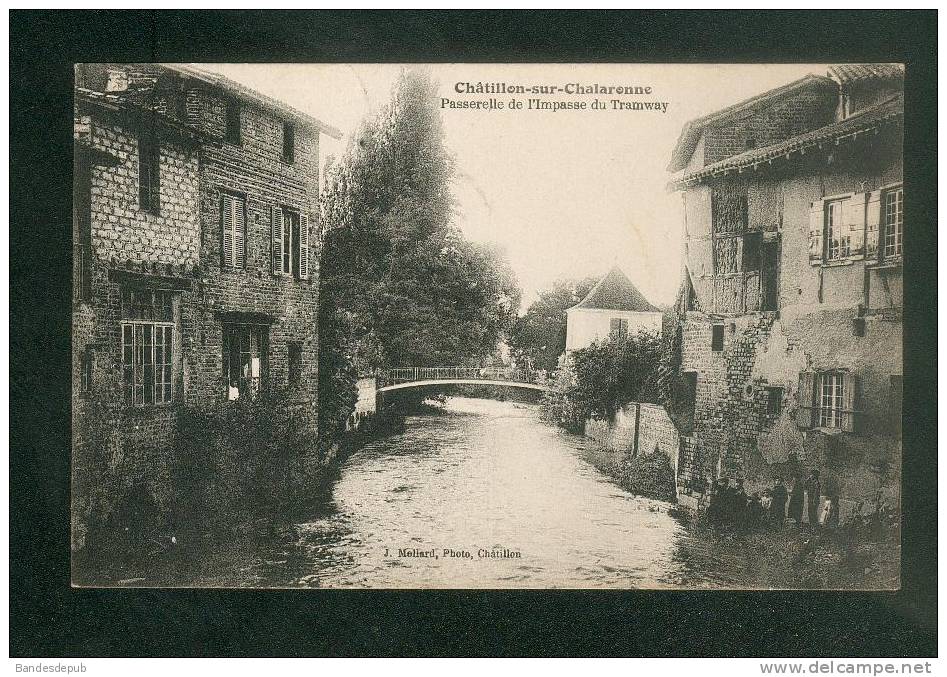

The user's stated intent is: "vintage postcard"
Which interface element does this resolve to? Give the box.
[71,62,903,589]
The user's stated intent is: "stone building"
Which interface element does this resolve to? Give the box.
[72,64,339,552]
[667,65,904,522]
[565,266,662,352]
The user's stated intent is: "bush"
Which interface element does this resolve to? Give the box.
[172,389,321,532]
[542,332,662,430]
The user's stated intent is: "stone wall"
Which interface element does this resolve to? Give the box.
[584,402,680,495]
[676,106,903,521]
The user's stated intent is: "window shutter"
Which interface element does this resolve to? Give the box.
[299,211,310,279]
[845,193,866,259]
[808,200,824,265]
[841,372,859,433]
[221,195,234,268]
[796,371,816,429]
[865,190,882,260]
[234,197,246,268]
[271,206,284,275]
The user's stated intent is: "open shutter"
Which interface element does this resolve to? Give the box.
[221,195,234,268]
[865,189,882,261]
[841,372,859,433]
[808,200,824,265]
[796,371,816,429]
[845,193,866,259]
[271,206,284,275]
[234,197,246,268]
[299,211,310,279]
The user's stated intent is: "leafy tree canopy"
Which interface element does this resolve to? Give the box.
[319,70,521,441]
[508,277,598,373]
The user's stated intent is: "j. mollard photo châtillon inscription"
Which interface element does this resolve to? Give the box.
[72,63,904,589]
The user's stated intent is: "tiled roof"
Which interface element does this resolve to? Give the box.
[828,63,903,85]
[667,74,837,172]
[571,267,660,313]
[162,64,342,140]
[670,93,903,189]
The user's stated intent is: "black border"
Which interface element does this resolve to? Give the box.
[10,10,937,657]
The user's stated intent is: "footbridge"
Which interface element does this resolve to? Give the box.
[377,366,557,394]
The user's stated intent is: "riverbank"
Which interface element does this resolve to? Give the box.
[666,507,900,590]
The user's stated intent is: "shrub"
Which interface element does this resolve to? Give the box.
[172,389,320,531]
[542,331,662,430]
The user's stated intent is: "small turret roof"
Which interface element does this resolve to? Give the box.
[571,267,660,312]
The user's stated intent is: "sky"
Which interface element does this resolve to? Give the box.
[205,63,827,308]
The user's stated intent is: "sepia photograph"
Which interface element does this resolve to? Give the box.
[70,60,905,590]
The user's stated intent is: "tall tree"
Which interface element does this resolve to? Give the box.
[508,277,598,373]
[319,70,520,442]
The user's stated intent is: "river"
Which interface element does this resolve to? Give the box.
[229,396,721,589]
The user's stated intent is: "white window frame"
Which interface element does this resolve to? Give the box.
[881,185,903,261]
[122,321,174,406]
[825,199,851,262]
[818,371,845,429]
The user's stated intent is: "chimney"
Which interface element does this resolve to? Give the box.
[105,68,128,92]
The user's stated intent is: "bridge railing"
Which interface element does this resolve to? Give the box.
[380,366,540,386]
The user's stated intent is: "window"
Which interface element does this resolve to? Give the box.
[745,137,757,150]
[223,324,268,400]
[609,317,628,341]
[138,134,160,213]
[221,193,247,269]
[825,199,850,261]
[288,342,302,385]
[225,100,241,145]
[881,187,903,260]
[80,348,94,396]
[282,122,295,163]
[796,370,858,432]
[742,231,762,272]
[121,288,175,406]
[271,206,310,279]
[764,386,783,417]
[810,194,867,265]
[818,372,845,428]
[711,324,724,351]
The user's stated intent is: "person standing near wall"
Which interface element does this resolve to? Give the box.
[788,473,805,526]
[805,470,822,528]
[769,478,787,528]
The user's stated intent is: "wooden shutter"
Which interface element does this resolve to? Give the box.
[299,211,310,279]
[221,195,234,268]
[271,206,284,275]
[808,200,824,265]
[841,372,859,433]
[844,193,866,259]
[234,196,245,268]
[796,371,816,429]
[865,189,882,260]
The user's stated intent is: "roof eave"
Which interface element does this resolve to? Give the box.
[161,63,342,140]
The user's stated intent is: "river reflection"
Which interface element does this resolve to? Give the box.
[251,397,701,588]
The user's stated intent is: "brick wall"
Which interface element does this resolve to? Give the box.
[88,121,200,269]
[701,86,837,167]
[187,86,322,431]
[72,111,201,551]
